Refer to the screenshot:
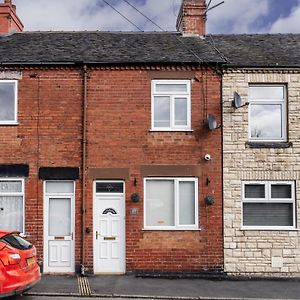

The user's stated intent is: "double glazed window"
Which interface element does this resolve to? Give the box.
[0,179,24,232]
[0,80,18,124]
[144,178,198,230]
[249,85,286,142]
[242,181,295,229]
[151,80,191,131]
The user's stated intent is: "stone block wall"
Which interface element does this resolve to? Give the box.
[223,70,300,276]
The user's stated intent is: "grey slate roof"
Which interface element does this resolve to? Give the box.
[207,34,300,68]
[0,31,223,65]
[0,31,299,68]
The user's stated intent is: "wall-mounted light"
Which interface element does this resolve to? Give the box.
[131,192,140,203]
[134,178,137,186]
[205,195,215,206]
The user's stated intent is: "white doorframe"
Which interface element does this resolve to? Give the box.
[93,180,125,274]
[43,180,75,273]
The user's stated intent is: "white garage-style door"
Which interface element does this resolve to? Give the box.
[43,181,75,273]
[93,181,125,274]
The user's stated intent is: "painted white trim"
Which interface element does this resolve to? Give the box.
[0,80,18,125]
[93,180,126,274]
[248,84,287,142]
[151,80,191,131]
[241,180,296,230]
[0,178,25,234]
[143,177,199,230]
[43,180,75,273]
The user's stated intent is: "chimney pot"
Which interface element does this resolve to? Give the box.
[176,0,207,36]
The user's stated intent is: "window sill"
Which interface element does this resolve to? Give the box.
[0,122,19,126]
[246,142,292,149]
[241,227,298,231]
[142,228,201,231]
[149,129,194,133]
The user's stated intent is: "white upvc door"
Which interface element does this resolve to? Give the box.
[43,181,75,273]
[93,181,125,274]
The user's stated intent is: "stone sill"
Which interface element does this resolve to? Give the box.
[246,142,292,149]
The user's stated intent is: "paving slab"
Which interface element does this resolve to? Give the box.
[28,274,79,294]
[88,275,300,299]
[25,274,300,299]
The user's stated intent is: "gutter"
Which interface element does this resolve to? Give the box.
[81,64,88,275]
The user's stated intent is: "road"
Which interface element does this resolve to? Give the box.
[10,297,150,300]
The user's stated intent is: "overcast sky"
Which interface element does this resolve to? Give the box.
[13,0,300,34]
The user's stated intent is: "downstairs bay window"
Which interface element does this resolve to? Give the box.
[0,179,24,232]
[144,178,198,230]
[242,181,295,230]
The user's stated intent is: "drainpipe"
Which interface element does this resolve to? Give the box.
[81,64,88,275]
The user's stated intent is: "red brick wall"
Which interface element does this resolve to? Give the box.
[84,67,223,273]
[0,66,222,273]
[0,68,83,267]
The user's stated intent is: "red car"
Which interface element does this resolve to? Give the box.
[0,230,41,298]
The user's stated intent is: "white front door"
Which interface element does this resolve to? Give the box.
[44,181,75,273]
[93,181,125,274]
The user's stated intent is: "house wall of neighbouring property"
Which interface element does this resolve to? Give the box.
[0,68,83,269]
[223,69,300,276]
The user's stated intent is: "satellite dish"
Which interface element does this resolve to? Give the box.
[232,92,249,108]
[207,114,219,130]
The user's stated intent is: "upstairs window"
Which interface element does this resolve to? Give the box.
[151,80,191,131]
[242,181,295,229]
[249,85,286,142]
[0,80,18,124]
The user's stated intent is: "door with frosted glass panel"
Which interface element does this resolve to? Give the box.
[44,181,75,273]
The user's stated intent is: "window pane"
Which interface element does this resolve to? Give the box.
[154,96,170,128]
[156,84,187,93]
[179,181,195,225]
[243,203,293,227]
[146,180,174,227]
[46,181,74,193]
[175,98,188,126]
[249,86,284,100]
[250,104,282,139]
[271,184,292,199]
[0,196,23,232]
[0,82,15,121]
[0,181,22,193]
[49,198,71,236]
[96,182,123,193]
[245,184,265,198]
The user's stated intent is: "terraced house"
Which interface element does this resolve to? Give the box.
[0,0,224,274]
[217,35,300,277]
[1,0,300,277]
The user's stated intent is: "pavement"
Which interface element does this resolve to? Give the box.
[24,274,300,300]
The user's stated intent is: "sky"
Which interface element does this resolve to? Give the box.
[13,0,300,34]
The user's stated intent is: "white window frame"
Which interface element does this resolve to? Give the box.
[0,80,18,125]
[144,177,198,230]
[241,181,295,230]
[151,80,191,131]
[0,178,25,234]
[248,84,287,142]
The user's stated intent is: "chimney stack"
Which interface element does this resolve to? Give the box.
[176,0,207,36]
[0,0,23,34]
